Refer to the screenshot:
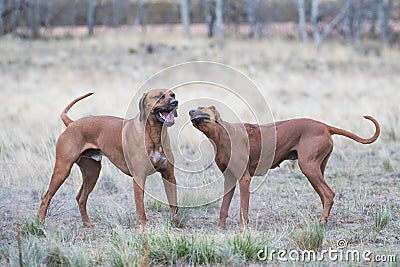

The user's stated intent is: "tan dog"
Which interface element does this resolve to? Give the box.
[39,89,179,227]
[189,106,380,230]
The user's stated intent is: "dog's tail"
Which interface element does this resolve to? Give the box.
[61,92,94,126]
[328,116,380,144]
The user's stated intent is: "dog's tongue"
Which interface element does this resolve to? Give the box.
[161,112,174,123]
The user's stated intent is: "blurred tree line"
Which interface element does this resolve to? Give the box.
[0,0,398,46]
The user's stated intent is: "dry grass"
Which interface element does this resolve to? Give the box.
[0,28,399,265]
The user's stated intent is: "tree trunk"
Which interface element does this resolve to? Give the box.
[43,0,53,29]
[180,0,190,37]
[88,0,95,36]
[112,0,120,27]
[377,0,392,44]
[31,0,40,38]
[203,0,214,37]
[215,0,223,38]
[134,0,144,26]
[297,0,307,42]
[321,5,346,40]
[0,0,4,34]
[343,0,353,45]
[353,1,366,46]
[369,0,378,34]
[311,0,321,45]
[247,0,256,38]
[11,0,21,31]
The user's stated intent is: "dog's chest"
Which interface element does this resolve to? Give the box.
[149,147,168,170]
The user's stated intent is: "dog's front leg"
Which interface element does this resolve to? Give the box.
[219,171,237,229]
[160,164,178,215]
[133,176,147,226]
[238,171,251,231]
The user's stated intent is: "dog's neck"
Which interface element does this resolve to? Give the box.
[202,120,229,147]
[145,119,168,148]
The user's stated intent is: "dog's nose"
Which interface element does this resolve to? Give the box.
[189,109,196,116]
[169,99,178,106]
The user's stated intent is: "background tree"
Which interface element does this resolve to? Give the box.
[352,1,366,46]
[180,0,190,37]
[311,0,321,45]
[378,0,393,44]
[88,0,95,36]
[112,0,121,27]
[297,0,307,42]
[215,0,223,38]
[30,0,40,38]
[343,0,353,45]
[247,0,256,38]
[203,0,214,37]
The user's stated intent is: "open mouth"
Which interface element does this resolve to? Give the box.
[154,109,176,126]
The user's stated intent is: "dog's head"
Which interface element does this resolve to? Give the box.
[189,106,221,133]
[139,89,178,127]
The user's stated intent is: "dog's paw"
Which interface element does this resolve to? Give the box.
[318,218,328,227]
[83,221,95,228]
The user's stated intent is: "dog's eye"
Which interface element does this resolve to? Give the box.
[170,93,175,98]
[154,94,165,100]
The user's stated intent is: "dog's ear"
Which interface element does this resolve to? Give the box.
[139,93,148,121]
[209,106,220,121]
[214,110,221,122]
[174,109,178,117]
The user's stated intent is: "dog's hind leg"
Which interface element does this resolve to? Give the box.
[76,156,101,227]
[39,138,80,223]
[298,139,335,224]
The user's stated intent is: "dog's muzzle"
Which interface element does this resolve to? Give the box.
[189,110,210,126]
[154,101,178,127]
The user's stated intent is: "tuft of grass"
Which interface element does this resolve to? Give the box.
[20,217,46,237]
[128,47,137,54]
[54,227,77,243]
[0,245,10,265]
[148,234,194,265]
[194,238,221,264]
[145,198,169,212]
[291,220,325,251]
[146,234,222,265]
[180,193,217,210]
[374,205,392,231]
[227,233,266,261]
[109,229,138,267]
[382,157,394,172]
[163,207,190,229]
[67,245,93,267]
[45,247,70,267]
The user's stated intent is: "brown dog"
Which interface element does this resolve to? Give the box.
[189,106,380,230]
[39,89,179,227]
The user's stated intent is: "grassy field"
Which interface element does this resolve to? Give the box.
[0,28,399,266]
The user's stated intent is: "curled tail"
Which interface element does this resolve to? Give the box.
[328,115,380,144]
[61,92,94,126]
